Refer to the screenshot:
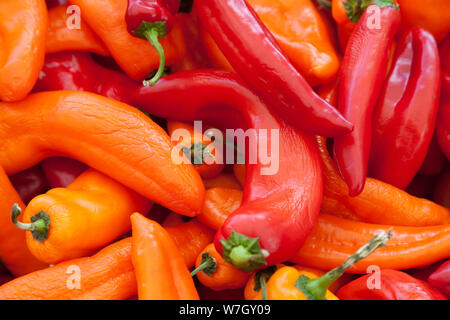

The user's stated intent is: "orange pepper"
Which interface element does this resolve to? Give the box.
[192,243,250,291]
[131,213,199,300]
[0,91,204,217]
[12,169,152,264]
[291,214,450,272]
[199,0,340,85]
[0,167,47,277]
[233,164,246,187]
[203,173,242,190]
[318,136,450,226]
[69,0,186,80]
[331,0,355,51]
[167,120,225,179]
[0,0,47,101]
[397,0,450,42]
[46,4,109,56]
[0,219,212,300]
[198,187,243,231]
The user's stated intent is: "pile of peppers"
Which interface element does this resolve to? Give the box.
[0,0,448,301]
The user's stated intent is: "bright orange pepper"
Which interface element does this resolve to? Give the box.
[192,243,250,291]
[233,164,246,187]
[203,173,242,190]
[69,0,186,80]
[131,213,199,300]
[46,4,109,56]
[12,169,152,264]
[0,0,47,101]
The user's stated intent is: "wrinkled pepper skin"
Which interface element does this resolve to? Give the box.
[337,269,447,300]
[132,70,323,271]
[41,157,88,188]
[69,0,186,80]
[46,4,109,56]
[19,169,152,264]
[0,167,47,277]
[0,0,47,102]
[333,4,401,196]
[34,52,139,104]
[428,260,450,298]
[131,213,199,300]
[194,0,352,137]
[0,91,204,217]
[369,28,441,189]
[10,166,48,204]
[437,33,450,161]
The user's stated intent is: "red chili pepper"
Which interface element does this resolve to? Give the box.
[9,166,48,204]
[428,260,450,298]
[132,69,323,272]
[437,33,450,161]
[193,0,352,137]
[126,0,180,86]
[333,2,400,196]
[40,157,89,188]
[368,28,441,189]
[33,52,139,104]
[337,269,447,300]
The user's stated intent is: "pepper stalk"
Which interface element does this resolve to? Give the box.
[11,203,50,242]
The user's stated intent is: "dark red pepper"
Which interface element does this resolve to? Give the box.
[436,33,450,161]
[126,0,179,86]
[33,52,139,104]
[333,2,401,196]
[337,269,447,300]
[132,70,323,272]
[193,0,352,137]
[40,157,89,188]
[368,28,441,189]
[9,166,48,204]
[45,0,68,9]
[428,260,450,298]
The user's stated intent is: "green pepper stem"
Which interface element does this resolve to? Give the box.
[143,28,166,86]
[296,229,392,300]
[11,203,50,242]
[229,246,269,272]
[191,254,217,277]
[316,0,332,10]
[260,275,268,300]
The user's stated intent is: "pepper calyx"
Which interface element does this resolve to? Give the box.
[191,252,217,277]
[11,204,50,243]
[344,0,398,23]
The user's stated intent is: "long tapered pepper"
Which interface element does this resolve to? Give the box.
[131,213,199,300]
[0,219,211,300]
[0,0,47,102]
[428,260,450,298]
[291,214,450,272]
[368,28,441,189]
[0,167,47,277]
[69,0,186,81]
[333,2,400,196]
[193,0,352,137]
[437,33,450,161]
[132,70,323,272]
[40,157,88,188]
[318,137,449,226]
[0,91,204,217]
[33,52,139,104]
[12,169,152,264]
[10,166,48,204]
[337,269,447,300]
[46,4,109,56]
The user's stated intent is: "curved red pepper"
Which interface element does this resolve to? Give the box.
[437,33,450,161]
[132,70,323,272]
[193,0,352,137]
[333,3,401,196]
[368,28,441,189]
[428,260,450,298]
[337,269,447,300]
[9,166,48,204]
[40,157,89,188]
[33,52,139,104]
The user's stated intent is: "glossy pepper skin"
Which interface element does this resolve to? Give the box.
[0,91,204,217]
[337,269,447,300]
[0,167,47,277]
[333,3,401,196]
[368,28,441,189]
[437,33,450,161]
[12,169,152,264]
[428,260,450,298]
[41,157,88,188]
[0,0,47,102]
[194,0,352,137]
[132,70,323,272]
[34,52,139,104]
[10,166,48,204]
[131,213,199,300]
